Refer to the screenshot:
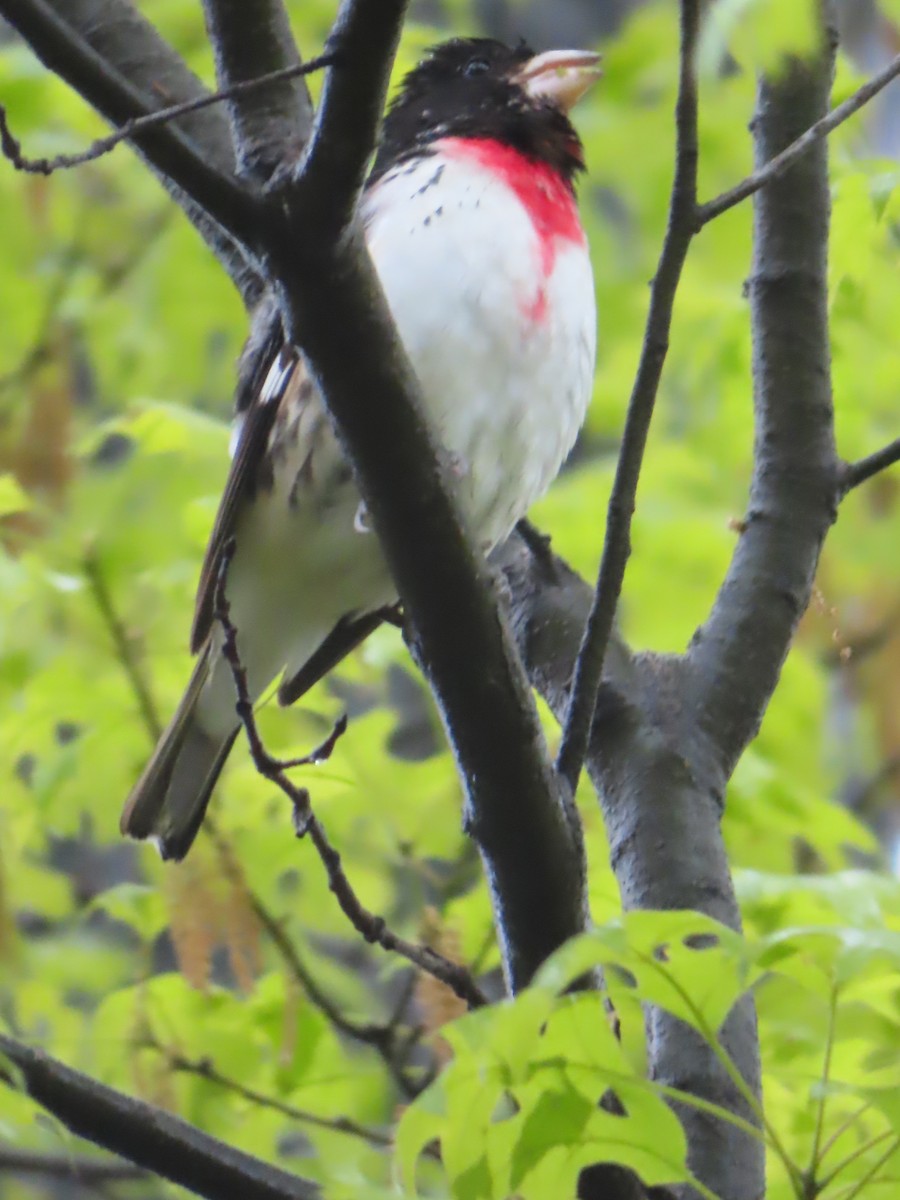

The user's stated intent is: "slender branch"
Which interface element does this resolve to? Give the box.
[43,0,237,170]
[202,0,313,182]
[0,1147,147,1183]
[162,1047,390,1147]
[0,0,261,304]
[204,819,423,1097]
[808,987,838,1182]
[0,55,334,176]
[554,0,701,794]
[0,1034,320,1200]
[213,543,488,1011]
[817,1130,896,1193]
[829,1137,900,1200]
[816,1103,873,1166]
[840,435,900,494]
[83,550,163,742]
[80,549,423,1089]
[698,52,900,226]
[0,0,262,267]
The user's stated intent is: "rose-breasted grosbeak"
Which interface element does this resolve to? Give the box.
[121,37,600,860]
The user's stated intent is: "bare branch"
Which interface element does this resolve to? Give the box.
[204,819,424,1097]
[202,0,313,182]
[0,1033,320,1200]
[698,52,900,226]
[161,1047,391,1147]
[213,542,488,1010]
[840,435,900,494]
[555,0,701,794]
[0,55,333,176]
[0,0,262,298]
[43,0,237,170]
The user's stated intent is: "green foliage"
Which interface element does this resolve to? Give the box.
[1,3,899,1199]
[399,906,900,1199]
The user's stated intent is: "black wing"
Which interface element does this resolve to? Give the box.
[190,340,298,653]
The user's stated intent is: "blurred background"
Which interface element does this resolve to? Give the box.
[1,1,899,1196]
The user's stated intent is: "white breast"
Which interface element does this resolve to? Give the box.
[362,145,596,548]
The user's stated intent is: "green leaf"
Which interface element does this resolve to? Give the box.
[0,474,31,516]
[89,883,168,942]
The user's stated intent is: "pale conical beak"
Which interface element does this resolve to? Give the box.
[514,49,603,112]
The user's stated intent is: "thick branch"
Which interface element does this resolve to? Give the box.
[262,0,589,992]
[0,1034,320,1200]
[0,0,262,303]
[689,26,840,777]
[202,0,313,182]
[496,528,763,1200]
[555,0,701,793]
[287,0,407,232]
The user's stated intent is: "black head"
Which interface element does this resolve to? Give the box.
[371,38,601,187]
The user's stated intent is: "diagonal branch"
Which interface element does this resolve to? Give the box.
[42,0,237,170]
[202,0,313,182]
[161,1047,391,1147]
[840,435,900,494]
[260,0,590,993]
[0,55,333,176]
[0,0,262,302]
[698,51,900,226]
[213,543,488,1010]
[0,1034,320,1200]
[554,0,701,794]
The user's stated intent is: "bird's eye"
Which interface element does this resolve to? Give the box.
[464,57,490,77]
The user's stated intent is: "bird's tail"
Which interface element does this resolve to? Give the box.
[120,646,239,861]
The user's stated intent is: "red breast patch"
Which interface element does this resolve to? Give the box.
[440,137,585,322]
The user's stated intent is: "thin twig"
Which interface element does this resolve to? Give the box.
[161,1048,391,1147]
[83,550,163,741]
[816,1102,874,1166]
[840,436,900,495]
[204,818,422,1097]
[807,986,838,1182]
[86,532,423,1089]
[817,1129,896,1193]
[213,541,488,1011]
[0,1147,147,1183]
[698,53,900,226]
[827,1137,900,1200]
[554,0,701,793]
[0,52,335,176]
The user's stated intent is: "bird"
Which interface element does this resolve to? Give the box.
[121,36,600,861]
